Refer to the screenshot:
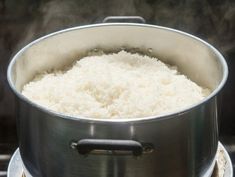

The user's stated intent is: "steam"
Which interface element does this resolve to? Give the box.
[16,0,235,55]
[151,0,235,54]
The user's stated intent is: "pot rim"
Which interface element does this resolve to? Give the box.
[7,23,228,123]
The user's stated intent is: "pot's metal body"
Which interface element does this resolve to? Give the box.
[7,23,228,177]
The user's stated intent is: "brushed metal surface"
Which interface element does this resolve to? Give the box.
[7,23,228,177]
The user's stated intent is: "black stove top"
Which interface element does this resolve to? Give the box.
[0,145,11,177]
[0,117,17,177]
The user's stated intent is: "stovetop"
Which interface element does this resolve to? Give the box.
[0,118,17,177]
[220,136,235,174]
[0,144,16,177]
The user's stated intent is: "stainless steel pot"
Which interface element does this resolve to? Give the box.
[7,17,228,177]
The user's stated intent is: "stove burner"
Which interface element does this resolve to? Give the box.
[7,143,233,177]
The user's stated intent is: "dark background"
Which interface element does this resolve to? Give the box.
[0,0,235,175]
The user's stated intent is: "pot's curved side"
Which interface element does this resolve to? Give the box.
[17,97,218,177]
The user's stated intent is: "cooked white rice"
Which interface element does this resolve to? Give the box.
[22,51,210,119]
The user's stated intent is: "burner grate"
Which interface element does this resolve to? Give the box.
[0,143,15,177]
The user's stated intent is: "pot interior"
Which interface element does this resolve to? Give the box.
[9,24,226,95]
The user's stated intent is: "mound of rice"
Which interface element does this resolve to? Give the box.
[22,51,210,119]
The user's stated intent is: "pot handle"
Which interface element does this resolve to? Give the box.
[103,16,146,23]
[71,139,153,156]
